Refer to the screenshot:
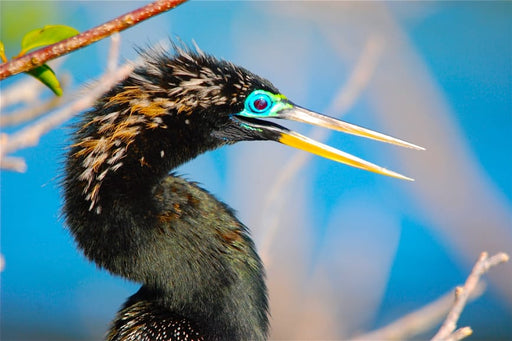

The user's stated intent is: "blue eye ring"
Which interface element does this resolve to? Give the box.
[246,91,273,114]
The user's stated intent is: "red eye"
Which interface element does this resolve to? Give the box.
[246,91,273,114]
[253,97,269,111]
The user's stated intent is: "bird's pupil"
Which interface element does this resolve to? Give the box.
[253,98,268,111]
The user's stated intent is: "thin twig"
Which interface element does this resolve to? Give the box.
[431,252,509,341]
[349,282,485,341]
[258,36,385,264]
[0,156,27,172]
[107,32,121,73]
[443,327,473,341]
[0,0,187,80]
[0,74,70,127]
[0,75,46,110]
[351,252,509,341]
[0,63,134,164]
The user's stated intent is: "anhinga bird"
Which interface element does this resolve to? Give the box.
[63,45,422,341]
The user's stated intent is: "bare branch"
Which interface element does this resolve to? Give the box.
[0,75,70,127]
[350,252,509,341]
[0,76,46,110]
[443,327,473,341]
[107,32,121,73]
[0,156,27,173]
[349,282,485,341]
[0,0,187,80]
[0,62,134,167]
[431,252,510,341]
[258,36,385,264]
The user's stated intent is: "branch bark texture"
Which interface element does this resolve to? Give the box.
[0,0,187,80]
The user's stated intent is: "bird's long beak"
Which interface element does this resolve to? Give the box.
[273,105,424,181]
[235,103,423,181]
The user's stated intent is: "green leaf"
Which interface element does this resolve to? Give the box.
[26,63,63,96]
[20,25,79,55]
[0,41,6,62]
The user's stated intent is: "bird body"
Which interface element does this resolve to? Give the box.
[63,45,421,340]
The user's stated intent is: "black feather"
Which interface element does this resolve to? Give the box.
[63,45,274,340]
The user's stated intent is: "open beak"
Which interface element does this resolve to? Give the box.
[236,103,424,181]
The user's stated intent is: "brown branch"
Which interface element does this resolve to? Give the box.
[0,34,135,172]
[0,0,188,80]
[431,252,510,341]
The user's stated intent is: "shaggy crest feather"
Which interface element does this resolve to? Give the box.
[69,44,277,213]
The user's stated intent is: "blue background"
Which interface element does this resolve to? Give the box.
[1,1,511,340]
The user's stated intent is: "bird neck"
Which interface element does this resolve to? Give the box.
[64,108,268,339]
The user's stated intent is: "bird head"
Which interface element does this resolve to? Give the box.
[218,88,423,180]
[137,45,423,180]
[70,45,424,213]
